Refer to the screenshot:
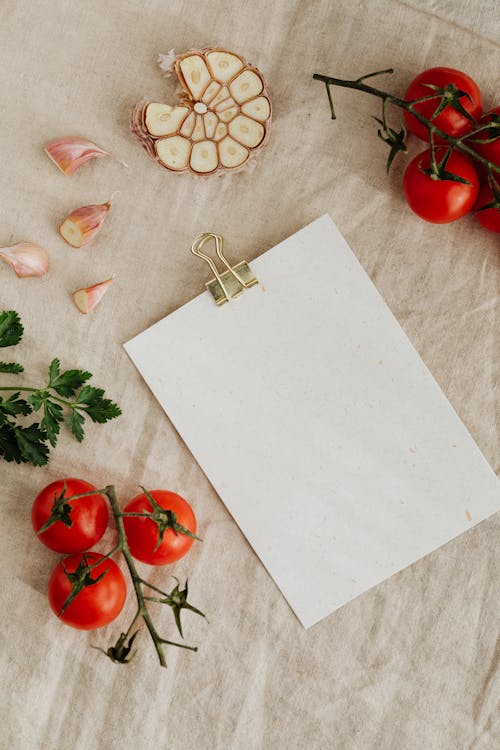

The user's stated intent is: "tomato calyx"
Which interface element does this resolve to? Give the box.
[467,114,500,146]
[476,173,500,213]
[133,486,202,551]
[36,483,74,534]
[143,577,206,638]
[92,630,139,664]
[58,552,110,616]
[418,143,472,185]
[420,82,476,125]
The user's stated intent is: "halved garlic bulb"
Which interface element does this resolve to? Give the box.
[131,48,272,175]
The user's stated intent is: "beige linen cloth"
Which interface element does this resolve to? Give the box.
[0,1,498,748]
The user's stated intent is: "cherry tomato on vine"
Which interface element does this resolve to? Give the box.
[123,490,197,566]
[474,182,500,233]
[32,478,108,553]
[466,106,500,171]
[404,67,482,143]
[48,552,126,630]
[403,147,479,223]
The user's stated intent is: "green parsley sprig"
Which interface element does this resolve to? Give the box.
[0,310,121,466]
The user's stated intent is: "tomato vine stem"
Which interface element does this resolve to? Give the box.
[312,71,500,175]
[56,485,204,667]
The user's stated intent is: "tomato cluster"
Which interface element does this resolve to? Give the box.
[32,478,197,630]
[402,67,499,231]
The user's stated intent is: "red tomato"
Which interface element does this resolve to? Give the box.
[403,147,479,223]
[404,67,482,143]
[467,106,500,170]
[32,478,108,553]
[123,490,197,566]
[48,552,126,630]
[474,182,500,233]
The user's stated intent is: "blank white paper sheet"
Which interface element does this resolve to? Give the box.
[125,215,498,628]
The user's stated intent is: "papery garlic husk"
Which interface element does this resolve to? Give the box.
[0,242,49,277]
[44,137,109,175]
[131,47,272,176]
[59,201,111,248]
[72,278,113,314]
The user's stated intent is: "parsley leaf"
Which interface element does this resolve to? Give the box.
[13,424,50,466]
[0,311,24,348]
[66,410,85,442]
[41,399,64,447]
[0,393,32,417]
[0,362,24,374]
[50,363,92,397]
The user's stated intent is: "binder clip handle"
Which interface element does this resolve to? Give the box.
[191,233,258,306]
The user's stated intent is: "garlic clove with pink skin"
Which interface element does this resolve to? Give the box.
[0,242,49,277]
[72,278,113,314]
[59,201,111,248]
[44,137,109,175]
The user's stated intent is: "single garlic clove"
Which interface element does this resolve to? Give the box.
[218,137,249,168]
[228,115,265,148]
[59,201,111,248]
[156,135,191,170]
[145,103,190,136]
[180,112,196,138]
[44,137,108,175]
[215,97,238,113]
[190,141,218,173]
[206,51,244,83]
[213,122,228,142]
[241,96,271,122]
[219,106,239,124]
[202,81,221,104]
[191,115,205,142]
[72,278,113,314]
[229,70,263,104]
[178,55,211,100]
[0,242,49,277]
[210,86,231,109]
[203,112,219,139]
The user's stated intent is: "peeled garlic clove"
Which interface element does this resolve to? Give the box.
[191,115,205,142]
[44,137,108,175]
[178,55,211,100]
[145,103,190,136]
[206,51,244,83]
[156,136,191,170]
[203,112,219,139]
[190,141,218,173]
[202,81,221,104]
[218,106,239,124]
[72,278,113,314]
[210,86,231,109]
[59,201,111,248]
[229,70,263,104]
[228,115,264,148]
[241,96,271,122]
[0,242,49,277]
[218,137,249,168]
[180,112,196,138]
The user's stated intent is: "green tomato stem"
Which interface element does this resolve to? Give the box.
[312,72,500,174]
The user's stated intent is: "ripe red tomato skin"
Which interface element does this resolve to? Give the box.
[48,552,126,630]
[467,106,500,170]
[404,67,482,143]
[474,183,500,233]
[32,478,108,554]
[123,490,196,566]
[403,148,479,223]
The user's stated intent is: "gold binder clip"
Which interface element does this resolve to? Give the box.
[191,233,258,306]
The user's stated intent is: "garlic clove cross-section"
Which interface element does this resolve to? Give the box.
[131,47,271,175]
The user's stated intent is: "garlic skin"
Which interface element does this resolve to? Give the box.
[0,242,49,277]
[72,278,113,314]
[59,202,111,248]
[44,137,108,175]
